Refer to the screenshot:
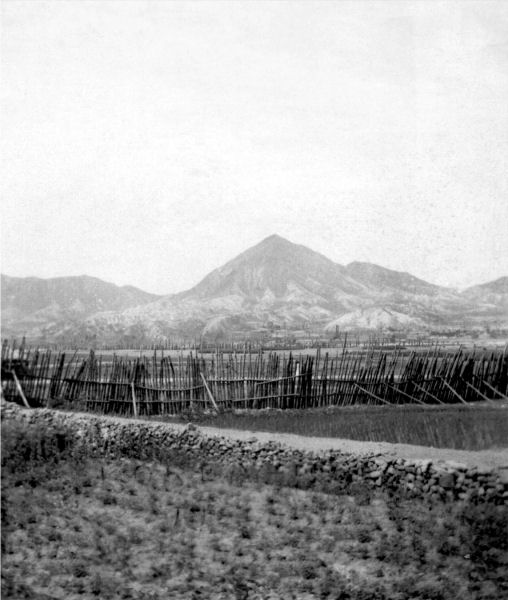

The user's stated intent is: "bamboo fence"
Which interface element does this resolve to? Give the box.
[1,341,507,416]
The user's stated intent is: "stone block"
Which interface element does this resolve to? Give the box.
[438,472,455,489]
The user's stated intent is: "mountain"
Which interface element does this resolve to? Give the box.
[1,274,159,315]
[180,235,367,301]
[113,235,373,336]
[459,277,508,328]
[2,236,507,343]
[324,308,427,332]
[1,274,160,340]
[345,262,443,296]
[462,277,508,303]
[342,261,471,329]
[98,235,495,339]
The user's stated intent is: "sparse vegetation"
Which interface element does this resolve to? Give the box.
[2,419,507,599]
[176,405,508,450]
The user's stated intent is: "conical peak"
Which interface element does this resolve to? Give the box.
[236,234,318,266]
[257,234,293,248]
[232,234,300,263]
[219,234,343,274]
[263,233,285,241]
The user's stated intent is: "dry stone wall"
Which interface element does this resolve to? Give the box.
[2,401,507,504]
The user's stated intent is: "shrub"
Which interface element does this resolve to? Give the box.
[1,420,77,473]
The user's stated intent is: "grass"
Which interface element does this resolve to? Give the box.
[2,419,508,599]
[182,405,508,450]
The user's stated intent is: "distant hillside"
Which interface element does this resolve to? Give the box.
[459,277,508,326]
[2,237,507,343]
[345,262,444,296]
[111,235,494,338]
[462,277,508,300]
[1,274,160,339]
[324,308,427,332]
[1,274,159,315]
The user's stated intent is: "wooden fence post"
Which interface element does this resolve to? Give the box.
[11,371,30,409]
[354,383,392,406]
[440,378,470,407]
[201,373,219,412]
[461,378,495,404]
[481,380,508,401]
[131,382,138,418]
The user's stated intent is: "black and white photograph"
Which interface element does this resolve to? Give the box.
[1,1,507,598]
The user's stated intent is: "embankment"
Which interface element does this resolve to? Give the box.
[2,401,507,504]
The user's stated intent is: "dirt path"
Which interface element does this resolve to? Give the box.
[197,424,508,470]
[62,410,508,471]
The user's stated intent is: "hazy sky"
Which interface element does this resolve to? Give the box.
[2,1,507,295]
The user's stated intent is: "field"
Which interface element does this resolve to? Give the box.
[186,405,508,451]
[2,418,508,600]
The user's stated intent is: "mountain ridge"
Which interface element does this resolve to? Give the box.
[1,274,161,341]
[2,236,507,343]
[176,234,368,302]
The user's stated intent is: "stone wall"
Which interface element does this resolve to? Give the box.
[2,401,507,504]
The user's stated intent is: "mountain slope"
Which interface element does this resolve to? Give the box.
[345,262,445,296]
[119,235,476,336]
[1,274,161,338]
[178,234,368,304]
[2,237,507,342]
[462,277,508,302]
[118,235,375,332]
[324,308,427,331]
[460,277,508,326]
[1,274,159,315]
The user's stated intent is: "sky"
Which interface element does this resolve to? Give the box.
[1,1,507,295]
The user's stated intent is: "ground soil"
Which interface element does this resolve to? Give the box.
[2,409,507,600]
[3,455,506,600]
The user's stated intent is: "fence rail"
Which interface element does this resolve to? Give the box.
[1,341,507,416]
